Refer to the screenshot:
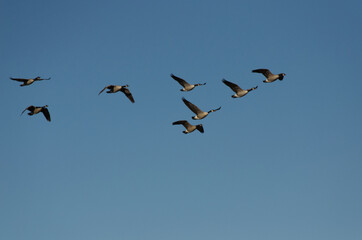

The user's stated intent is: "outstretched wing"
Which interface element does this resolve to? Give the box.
[98,85,112,95]
[172,120,191,128]
[41,108,51,122]
[252,69,272,78]
[196,124,204,133]
[222,79,243,92]
[21,105,35,115]
[182,97,203,114]
[10,77,28,82]
[120,87,135,103]
[171,74,190,87]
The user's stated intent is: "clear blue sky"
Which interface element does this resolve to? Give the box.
[1,0,361,239]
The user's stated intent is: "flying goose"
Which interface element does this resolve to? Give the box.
[10,76,51,86]
[21,105,51,122]
[252,69,286,83]
[172,120,204,134]
[98,85,135,103]
[171,74,206,91]
[222,79,258,98]
[182,97,221,120]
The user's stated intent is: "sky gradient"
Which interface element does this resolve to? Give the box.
[1,0,362,240]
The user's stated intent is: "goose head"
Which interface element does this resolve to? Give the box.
[279,73,286,80]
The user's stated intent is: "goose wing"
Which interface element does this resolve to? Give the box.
[252,69,273,78]
[182,97,203,114]
[222,79,243,92]
[21,105,35,115]
[98,85,113,95]
[10,77,28,82]
[41,107,51,122]
[172,120,191,128]
[196,124,204,133]
[120,87,135,103]
[171,74,191,87]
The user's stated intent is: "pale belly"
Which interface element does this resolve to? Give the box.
[195,112,208,119]
[237,90,248,97]
[184,85,195,91]
[33,108,42,114]
[26,79,35,85]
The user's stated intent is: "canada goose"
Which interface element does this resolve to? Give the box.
[21,105,51,122]
[171,74,206,91]
[172,120,204,134]
[222,79,258,98]
[98,85,135,103]
[182,97,221,120]
[10,76,51,86]
[252,69,286,83]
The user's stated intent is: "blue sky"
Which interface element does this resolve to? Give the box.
[1,0,362,239]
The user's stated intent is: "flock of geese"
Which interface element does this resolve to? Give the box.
[170,69,285,134]
[11,68,286,134]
